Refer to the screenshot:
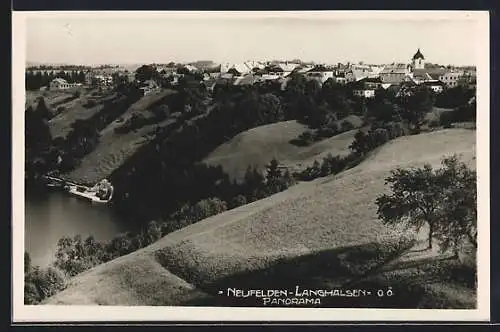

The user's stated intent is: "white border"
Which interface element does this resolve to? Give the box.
[12,10,490,322]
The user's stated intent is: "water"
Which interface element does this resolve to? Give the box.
[24,187,138,268]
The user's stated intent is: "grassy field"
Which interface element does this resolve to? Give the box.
[62,89,177,184]
[203,117,363,181]
[44,128,476,308]
[48,91,120,139]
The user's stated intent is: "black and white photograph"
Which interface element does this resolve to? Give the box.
[12,10,490,322]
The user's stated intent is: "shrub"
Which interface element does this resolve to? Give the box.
[85,99,97,108]
[56,106,66,113]
[340,119,355,132]
[370,128,390,148]
[230,194,248,208]
[439,111,454,128]
[317,126,337,139]
[428,118,440,128]
[73,90,81,98]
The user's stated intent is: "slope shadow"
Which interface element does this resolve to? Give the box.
[169,240,475,309]
[159,240,422,308]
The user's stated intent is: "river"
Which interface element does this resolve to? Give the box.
[25,187,139,268]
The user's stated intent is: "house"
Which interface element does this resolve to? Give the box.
[422,80,445,94]
[439,71,464,88]
[379,64,411,84]
[304,65,334,85]
[50,78,70,90]
[350,77,383,99]
[233,73,258,86]
[139,80,160,96]
[350,64,373,81]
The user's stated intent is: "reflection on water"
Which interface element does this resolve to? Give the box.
[24,188,138,268]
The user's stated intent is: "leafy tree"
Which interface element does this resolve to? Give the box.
[144,220,163,245]
[265,158,283,193]
[399,85,434,133]
[434,156,477,256]
[230,194,248,208]
[25,266,67,304]
[376,164,446,249]
[349,130,370,156]
[54,235,106,276]
[135,64,157,83]
[375,156,475,250]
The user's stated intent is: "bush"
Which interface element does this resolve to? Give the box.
[56,106,66,113]
[25,266,67,304]
[340,120,355,132]
[85,99,97,108]
[230,194,248,208]
[439,111,454,128]
[370,128,390,148]
[73,90,81,98]
[317,126,337,139]
[428,118,440,128]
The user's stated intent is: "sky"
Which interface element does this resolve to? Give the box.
[23,11,484,66]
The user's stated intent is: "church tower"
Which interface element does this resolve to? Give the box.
[412,48,425,70]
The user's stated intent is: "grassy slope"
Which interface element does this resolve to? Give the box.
[62,89,177,184]
[49,91,120,139]
[45,128,476,308]
[203,116,363,181]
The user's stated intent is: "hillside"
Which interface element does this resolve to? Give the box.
[203,117,363,181]
[45,128,476,308]
[60,89,177,184]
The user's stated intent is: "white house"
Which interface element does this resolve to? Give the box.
[50,78,70,90]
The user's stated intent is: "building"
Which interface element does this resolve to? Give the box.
[411,48,425,70]
[304,65,334,85]
[350,77,383,99]
[439,71,464,88]
[379,63,411,84]
[139,80,160,96]
[422,80,445,94]
[50,78,70,90]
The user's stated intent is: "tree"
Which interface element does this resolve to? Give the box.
[376,164,448,249]
[265,158,283,193]
[399,85,434,132]
[434,155,477,257]
[349,130,370,156]
[135,64,157,83]
[376,155,477,252]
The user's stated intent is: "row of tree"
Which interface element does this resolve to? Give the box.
[25,70,87,91]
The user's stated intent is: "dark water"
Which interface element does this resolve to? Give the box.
[25,187,138,268]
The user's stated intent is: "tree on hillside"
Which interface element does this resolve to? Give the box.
[434,155,477,257]
[376,155,477,251]
[135,64,157,82]
[399,85,434,133]
[376,164,447,249]
[349,130,370,156]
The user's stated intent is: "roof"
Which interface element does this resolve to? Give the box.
[233,74,257,86]
[380,64,409,75]
[278,63,300,72]
[307,65,331,73]
[413,48,425,60]
[51,78,68,84]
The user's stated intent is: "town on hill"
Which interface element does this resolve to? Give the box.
[21,12,481,317]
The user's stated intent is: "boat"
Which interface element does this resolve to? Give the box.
[66,179,114,204]
[41,175,68,190]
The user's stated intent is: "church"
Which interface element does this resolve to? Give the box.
[379,48,446,93]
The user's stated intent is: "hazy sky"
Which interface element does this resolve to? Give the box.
[24,12,483,66]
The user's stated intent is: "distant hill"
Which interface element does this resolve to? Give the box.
[203,116,363,182]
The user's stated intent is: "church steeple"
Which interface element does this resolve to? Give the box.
[412,48,425,70]
[413,48,425,60]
